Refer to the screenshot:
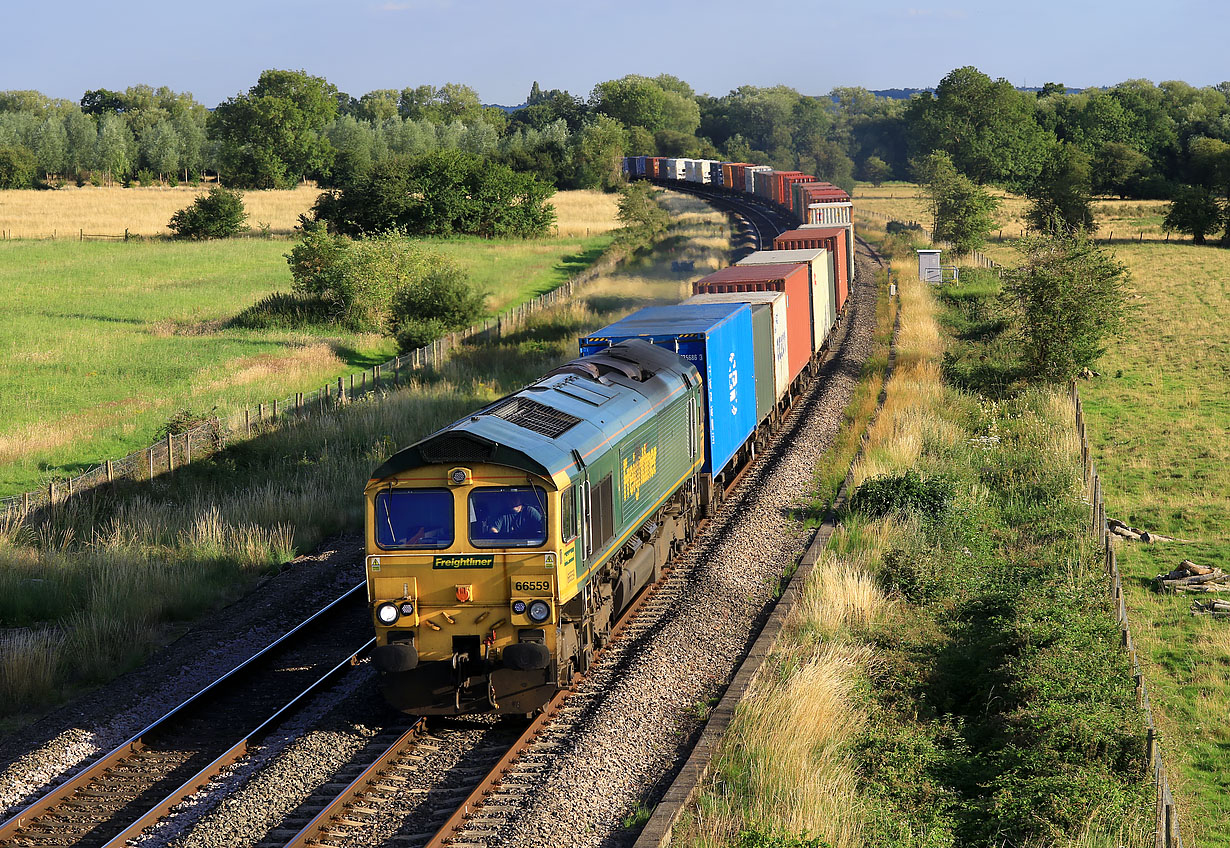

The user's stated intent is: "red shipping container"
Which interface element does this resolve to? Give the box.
[692,264,812,382]
[774,226,851,311]
[646,157,664,178]
[780,174,814,214]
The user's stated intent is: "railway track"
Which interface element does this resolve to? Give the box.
[654,180,795,251]
[279,299,853,848]
[0,584,372,848]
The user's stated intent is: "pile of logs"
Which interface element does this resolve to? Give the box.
[1155,560,1228,594]
[1191,599,1230,617]
[1109,518,1189,544]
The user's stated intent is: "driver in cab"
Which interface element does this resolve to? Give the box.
[489,492,544,539]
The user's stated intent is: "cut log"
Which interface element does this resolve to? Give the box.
[1181,559,1214,575]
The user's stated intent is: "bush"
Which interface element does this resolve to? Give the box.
[0,144,37,189]
[136,168,157,187]
[285,228,452,331]
[169,187,249,240]
[388,265,487,352]
[1001,227,1128,382]
[849,470,952,520]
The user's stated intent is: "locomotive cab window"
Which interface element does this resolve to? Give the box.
[560,485,577,543]
[470,486,548,548]
[375,489,454,549]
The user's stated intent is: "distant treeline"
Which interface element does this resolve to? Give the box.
[2,67,1229,205]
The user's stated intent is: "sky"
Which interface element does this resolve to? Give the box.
[3,0,1226,107]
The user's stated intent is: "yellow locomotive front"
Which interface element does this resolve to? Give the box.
[366,460,573,715]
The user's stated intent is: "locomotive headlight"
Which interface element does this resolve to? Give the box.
[376,603,399,625]
[512,599,527,615]
[527,599,551,623]
[399,600,415,616]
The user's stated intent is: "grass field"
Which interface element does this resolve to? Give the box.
[0,190,620,498]
[854,190,1230,846]
[854,181,1175,245]
[0,185,621,240]
[0,189,730,730]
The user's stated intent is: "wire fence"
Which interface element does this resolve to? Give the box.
[1073,382,1184,848]
[0,247,630,522]
[853,214,1182,844]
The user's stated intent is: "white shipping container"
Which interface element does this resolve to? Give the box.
[745,165,771,194]
[737,248,836,351]
[684,290,790,402]
[665,158,685,180]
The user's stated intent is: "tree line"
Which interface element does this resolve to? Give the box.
[3,66,1230,241]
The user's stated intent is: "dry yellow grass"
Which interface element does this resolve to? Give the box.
[0,186,621,240]
[854,181,1174,246]
[0,185,319,238]
[550,189,621,237]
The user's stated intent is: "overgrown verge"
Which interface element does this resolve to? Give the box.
[674,253,1151,847]
[0,192,728,729]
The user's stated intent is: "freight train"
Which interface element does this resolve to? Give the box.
[365,161,855,715]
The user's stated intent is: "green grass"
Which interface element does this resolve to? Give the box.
[0,233,612,497]
[1075,242,1230,847]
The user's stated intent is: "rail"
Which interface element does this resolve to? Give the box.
[0,582,371,847]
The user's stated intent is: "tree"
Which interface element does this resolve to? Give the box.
[95,112,134,184]
[571,114,627,190]
[1002,227,1128,382]
[592,76,670,134]
[0,144,36,188]
[139,119,181,179]
[312,150,556,238]
[388,264,487,351]
[918,151,999,256]
[1092,142,1148,198]
[907,66,1053,187]
[1163,185,1223,244]
[168,186,248,239]
[863,155,892,186]
[1025,143,1094,233]
[209,69,340,188]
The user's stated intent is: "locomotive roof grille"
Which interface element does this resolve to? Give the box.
[486,395,582,439]
[418,433,497,464]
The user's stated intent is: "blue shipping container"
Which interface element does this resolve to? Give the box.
[579,304,757,479]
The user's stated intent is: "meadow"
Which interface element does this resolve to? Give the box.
[854,191,1230,846]
[853,181,1174,245]
[0,190,621,498]
[0,190,731,728]
[0,183,620,240]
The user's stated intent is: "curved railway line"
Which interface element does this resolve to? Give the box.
[0,188,880,848]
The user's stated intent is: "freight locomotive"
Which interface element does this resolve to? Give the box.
[365,160,855,715]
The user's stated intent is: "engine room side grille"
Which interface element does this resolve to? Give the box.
[419,433,496,463]
[486,396,582,439]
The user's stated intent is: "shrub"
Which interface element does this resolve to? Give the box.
[1001,227,1128,382]
[849,471,952,520]
[169,187,249,240]
[136,168,157,187]
[285,228,450,331]
[388,265,487,352]
[0,144,37,189]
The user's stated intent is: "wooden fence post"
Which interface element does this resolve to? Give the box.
[272,398,277,421]
[185,432,191,464]
[167,432,174,472]
[148,448,154,480]
[338,376,344,402]
[245,409,251,438]
[106,460,114,483]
